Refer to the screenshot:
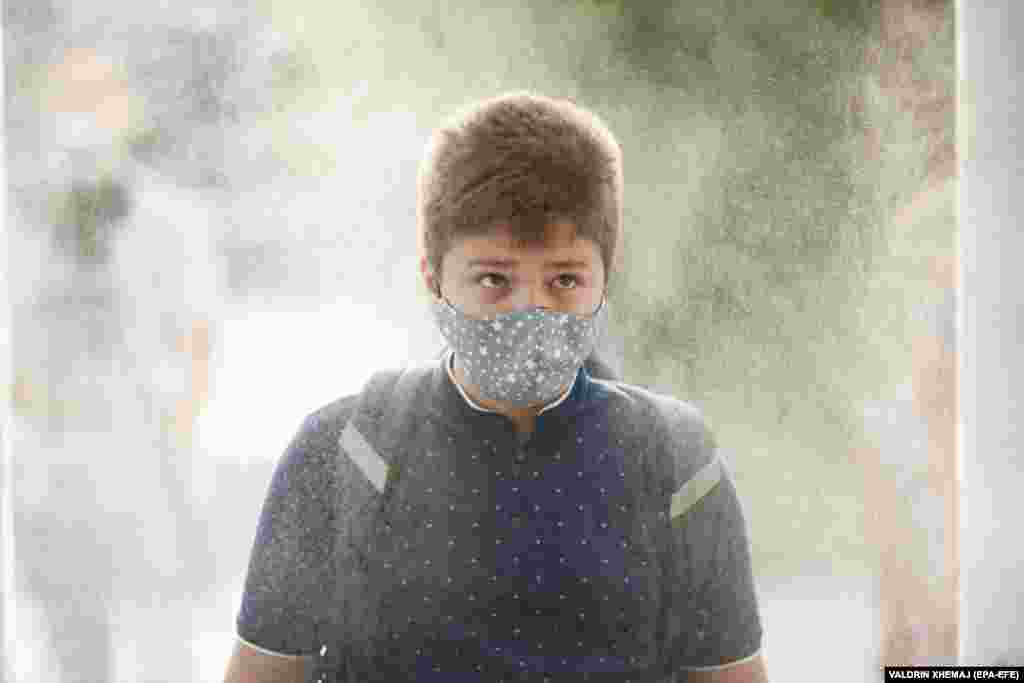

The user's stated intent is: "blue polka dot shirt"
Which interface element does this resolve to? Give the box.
[237,352,762,681]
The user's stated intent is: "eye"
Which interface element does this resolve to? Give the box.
[554,274,581,289]
[475,273,582,290]
[477,273,508,289]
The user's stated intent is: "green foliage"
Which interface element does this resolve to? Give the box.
[49,178,133,267]
[813,0,881,34]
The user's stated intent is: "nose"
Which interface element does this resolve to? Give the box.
[507,280,556,312]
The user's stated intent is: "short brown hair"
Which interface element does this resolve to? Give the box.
[416,92,624,292]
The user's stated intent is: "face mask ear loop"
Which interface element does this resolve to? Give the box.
[590,291,608,318]
[434,281,450,309]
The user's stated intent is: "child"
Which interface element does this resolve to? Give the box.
[224,92,767,682]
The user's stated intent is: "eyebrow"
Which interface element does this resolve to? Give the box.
[466,258,591,270]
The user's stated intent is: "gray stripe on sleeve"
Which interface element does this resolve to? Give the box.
[339,422,388,493]
[670,455,722,520]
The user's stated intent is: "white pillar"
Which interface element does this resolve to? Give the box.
[958,0,1024,665]
[0,16,13,681]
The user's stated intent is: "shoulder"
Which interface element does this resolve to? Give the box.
[300,363,429,436]
[305,393,362,439]
[592,378,710,431]
[284,364,433,479]
[268,393,363,492]
[592,378,716,473]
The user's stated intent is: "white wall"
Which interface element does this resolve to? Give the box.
[958,0,1024,665]
[0,18,14,683]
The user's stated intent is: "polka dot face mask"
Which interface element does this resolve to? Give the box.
[433,292,607,407]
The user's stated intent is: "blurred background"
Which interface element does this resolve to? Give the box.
[1,0,962,679]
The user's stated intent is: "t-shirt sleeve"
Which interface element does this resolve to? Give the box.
[236,412,338,656]
[661,406,763,672]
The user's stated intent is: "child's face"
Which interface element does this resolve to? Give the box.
[421,221,606,320]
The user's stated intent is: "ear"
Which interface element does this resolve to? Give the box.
[420,255,439,298]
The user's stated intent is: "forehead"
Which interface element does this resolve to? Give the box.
[450,221,599,264]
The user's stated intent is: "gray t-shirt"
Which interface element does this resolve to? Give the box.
[237,357,763,681]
